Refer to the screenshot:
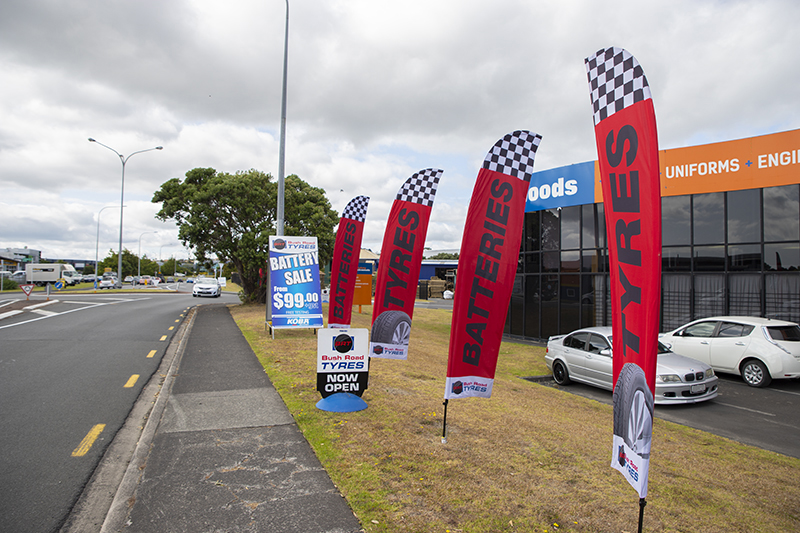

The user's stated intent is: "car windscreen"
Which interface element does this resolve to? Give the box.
[767,325,800,342]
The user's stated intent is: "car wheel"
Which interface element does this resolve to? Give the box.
[613,363,653,458]
[741,359,771,388]
[552,360,571,385]
[371,310,412,345]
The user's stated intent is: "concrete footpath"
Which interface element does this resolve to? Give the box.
[99,304,363,533]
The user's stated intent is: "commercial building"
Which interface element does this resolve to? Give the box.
[506,128,800,342]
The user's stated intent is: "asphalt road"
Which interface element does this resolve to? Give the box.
[535,372,800,459]
[0,290,238,533]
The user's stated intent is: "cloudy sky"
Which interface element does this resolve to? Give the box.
[1,0,799,263]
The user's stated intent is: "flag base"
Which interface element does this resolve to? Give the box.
[316,392,368,412]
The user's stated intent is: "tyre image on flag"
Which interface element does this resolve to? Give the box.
[585,47,662,501]
[444,131,542,399]
[370,169,443,360]
[328,196,370,328]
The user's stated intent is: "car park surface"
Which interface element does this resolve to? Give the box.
[546,326,718,404]
[660,316,800,387]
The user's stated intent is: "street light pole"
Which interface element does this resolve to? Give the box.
[276,0,289,237]
[89,138,163,287]
[138,231,157,278]
[94,205,122,292]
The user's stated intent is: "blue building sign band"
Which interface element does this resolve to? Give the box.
[525,161,596,212]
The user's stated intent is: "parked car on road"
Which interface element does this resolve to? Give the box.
[546,326,718,404]
[192,278,221,298]
[660,316,800,387]
[98,278,115,289]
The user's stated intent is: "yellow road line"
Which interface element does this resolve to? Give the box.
[147,350,157,358]
[124,374,140,388]
[175,319,180,322]
[168,326,174,331]
[159,335,167,341]
[72,424,106,457]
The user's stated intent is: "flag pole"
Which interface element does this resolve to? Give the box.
[441,399,449,443]
[638,497,646,532]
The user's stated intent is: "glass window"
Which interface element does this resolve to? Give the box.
[565,331,589,350]
[662,196,691,245]
[582,249,604,273]
[561,251,580,272]
[581,275,604,327]
[582,204,600,249]
[587,333,610,354]
[694,275,725,318]
[525,211,541,252]
[764,185,799,242]
[693,193,724,244]
[560,274,580,334]
[596,203,606,249]
[509,275,524,335]
[541,274,559,339]
[729,275,762,316]
[542,251,559,273]
[561,206,580,250]
[766,274,800,323]
[682,321,718,337]
[728,244,762,271]
[694,246,725,271]
[727,189,761,243]
[663,246,691,271]
[525,275,540,338]
[764,242,800,271]
[662,275,691,331]
[717,322,754,337]
[542,209,560,250]
[524,253,540,274]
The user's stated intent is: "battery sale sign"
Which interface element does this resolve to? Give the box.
[317,328,369,398]
[269,236,324,329]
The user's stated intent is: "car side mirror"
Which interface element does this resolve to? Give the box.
[600,348,611,356]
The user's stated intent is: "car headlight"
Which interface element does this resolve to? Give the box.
[656,374,682,383]
[705,368,715,378]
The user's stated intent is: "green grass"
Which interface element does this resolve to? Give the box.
[230,302,800,533]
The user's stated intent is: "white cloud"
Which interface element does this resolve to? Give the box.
[1,0,799,260]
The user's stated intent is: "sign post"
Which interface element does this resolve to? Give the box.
[20,284,34,300]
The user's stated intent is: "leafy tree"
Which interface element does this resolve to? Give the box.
[428,252,460,260]
[97,249,159,277]
[152,168,338,302]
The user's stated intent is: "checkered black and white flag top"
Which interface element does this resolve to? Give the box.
[396,168,443,207]
[482,130,542,183]
[342,195,369,222]
[585,47,652,126]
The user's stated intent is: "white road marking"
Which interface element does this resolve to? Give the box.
[716,402,776,417]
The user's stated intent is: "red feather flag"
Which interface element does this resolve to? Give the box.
[328,196,369,328]
[586,47,662,500]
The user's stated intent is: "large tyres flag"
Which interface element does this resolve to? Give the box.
[445,131,542,399]
[328,196,370,328]
[370,169,443,360]
[585,47,661,498]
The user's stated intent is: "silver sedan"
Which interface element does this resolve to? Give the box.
[546,326,718,405]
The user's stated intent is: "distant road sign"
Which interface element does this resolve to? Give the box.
[55,279,65,290]
[20,284,34,296]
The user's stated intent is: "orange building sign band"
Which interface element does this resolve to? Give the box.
[593,128,800,202]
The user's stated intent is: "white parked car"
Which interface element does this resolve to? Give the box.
[192,278,221,298]
[546,327,718,404]
[660,316,800,387]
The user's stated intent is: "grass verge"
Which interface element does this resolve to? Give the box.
[230,302,800,533]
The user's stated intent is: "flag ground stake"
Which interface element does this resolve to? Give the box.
[441,399,449,444]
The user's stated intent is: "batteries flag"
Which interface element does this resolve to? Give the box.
[585,47,662,499]
[269,235,324,329]
[370,169,443,360]
[445,131,542,399]
[328,196,370,328]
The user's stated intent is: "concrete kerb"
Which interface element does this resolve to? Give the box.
[59,306,197,533]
